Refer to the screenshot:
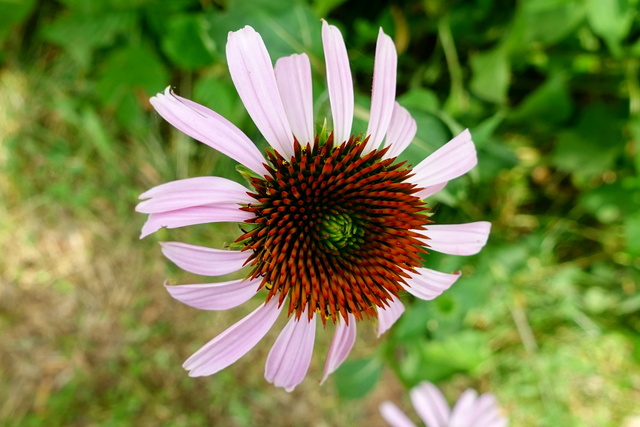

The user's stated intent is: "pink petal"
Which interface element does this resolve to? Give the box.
[420,222,491,256]
[417,182,448,200]
[383,103,417,159]
[136,176,254,214]
[472,394,508,427]
[449,389,478,427]
[322,20,354,144]
[183,297,283,377]
[265,310,316,391]
[364,28,397,154]
[226,26,294,159]
[377,296,405,337]
[486,419,508,427]
[275,54,314,145]
[160,242,249,276]
[403,268,461,301]
[150,88,267,176]
[140,204,253,238]
[410,129,477,199]
[379,402,417,427]
[164,277,260,310]
[410,382,450,427]
[321,313,356,384]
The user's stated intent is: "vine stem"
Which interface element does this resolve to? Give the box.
[438,16,468,114]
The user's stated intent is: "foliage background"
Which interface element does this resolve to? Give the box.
[2,0,640,425]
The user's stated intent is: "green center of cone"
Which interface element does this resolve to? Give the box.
[320,212,363,251]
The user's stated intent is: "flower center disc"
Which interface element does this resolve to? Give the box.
[238,134,429,324]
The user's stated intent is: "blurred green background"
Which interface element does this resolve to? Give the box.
[2,0,640,425]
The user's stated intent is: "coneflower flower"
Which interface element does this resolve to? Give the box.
[380,382,508,427]
[136,20,490,391]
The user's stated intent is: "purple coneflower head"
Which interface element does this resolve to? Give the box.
[380,382,508,427]
[136,20,490,391]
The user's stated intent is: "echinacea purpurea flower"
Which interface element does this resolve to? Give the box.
[137,21,491,391]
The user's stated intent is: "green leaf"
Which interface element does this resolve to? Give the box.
[518,0,586,47]
[397,88,441,113]
[206,0,322,62]
[95,43,169,107]
[160,14,217,70]
[510,72,572,124]
[334,357,382,399]
[397,111,451,165]
[41,10,136,69]
[0,0,36,41]
[310,0,348,17]
[579,181,640,224]
[624,211,640,256]
[57,0,153,13]
[551,104,625,179]
[193,76,241,123]
[586,0,633,56]
[399,331,492,384]
[629,119,640,175]
[470,47,510,104]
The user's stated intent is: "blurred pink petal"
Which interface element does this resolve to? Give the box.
[377,296,405,337]
[472,393,508,427]
[364,28,397,153]
[227,26,294,158]
[382,382,508,427]
[150,88,267,176]
[322,19,353,144]
[410,382,450,427]
[321,313,356,384]
[275,54,314,144]
[165,277,261,310]
[183,297,282,376]
[265,310,316,391]
[380,402,417,427]
[383,103,417,159]
[410,129,477,199]
[160,242,249,276]
[448,389,478,426]
[404,268,461,300]
[420,222,491,255]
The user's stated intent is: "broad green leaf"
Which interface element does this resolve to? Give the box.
[625,211,640,257]
[160,14,217,70]
[507,0,585,50]
[629,119,640,174]
[57,0,153,13]
[206,0,322,63]
[193,76,241,124]
[471,111,506,148]
[397,88,441,113]
[550,104,624,178]
[397,110,450,165]
[399,331,492,384]
[41,10,136,69]
[579,180,640,224]
[470,47,510,104]
[510,72,572,124]
[96,43,169,107]
[393,300,433,342]
[0,0,36,41]
[586,0,633,56]
[334,357,383,399]
[311,0,348,17]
